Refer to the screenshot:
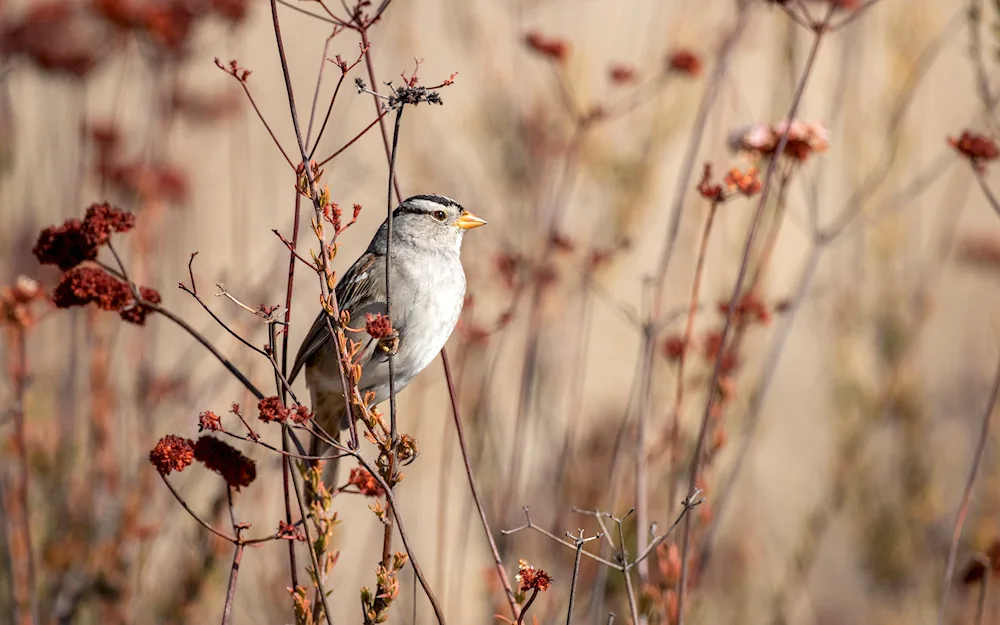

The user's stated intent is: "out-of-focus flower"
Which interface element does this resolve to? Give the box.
[1,1,106,78]
[1,276,46,328]
[149,434,195,476]
[257,396,289,423]
[728,120,829,161]
[524,31,569,63]
[724,166,762,197]
[663,335,688,361]
[667,49,702,77]
[193,436,257,490]
[949,130,999,170]
[609,64,637,84]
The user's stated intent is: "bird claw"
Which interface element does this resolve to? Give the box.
[377,331,399,355]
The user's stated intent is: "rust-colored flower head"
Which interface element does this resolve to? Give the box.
[728,120,829,161]
[290,404,313,424]
[149,434,195,476]
[84,201,136,239]
[347,467,385,498]
[949,131,1000,170]
[1,276,46,328]
[193,436,256,490]
[257,395,289,423]
[33,219,98,270]
[515,559,553,592]
[52,267,131,311]
[119,286,161,325]
[2,1,104,78]
[198,410,222,432]
[724,166,762,197]
[697,163,724,202]
[364,312,394,339]
[667,49,702,77]
[524,31,569,63]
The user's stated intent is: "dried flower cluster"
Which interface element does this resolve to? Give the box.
[149,434,195,476]
[515,559,553,592]
[258,396,314,425]
[728,119,829,161]
[609,64,637,84]
[51,267,160,325]
[347,467,385,498]
[198,410,223,432]
[949,130,999,171]
[33,202,135,270]
[364,313,394,339]
[192,436,256,490]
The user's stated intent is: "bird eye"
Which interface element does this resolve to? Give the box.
[432,210,447,221]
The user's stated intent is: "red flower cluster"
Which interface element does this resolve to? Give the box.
[33,202,134,270]
[193,436,256,490]
[257,396,313,424]
[524,31,569,63]
[728,120,829,162]
[662,335,688,361]
[697,163,725,202]
[949,131,999,171]
[1,2,103,77]
[198,410,223,432]
[347,467,385,498]
[515,559,553,592]
[667,49,702,77]
[51,267,161,325]
[365,313,394,339]
[724,166,762,197]
[149,434,195,476]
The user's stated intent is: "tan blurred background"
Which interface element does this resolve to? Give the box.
[3,0,1000,623]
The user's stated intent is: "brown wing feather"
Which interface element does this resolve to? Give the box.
[288,252,384,384]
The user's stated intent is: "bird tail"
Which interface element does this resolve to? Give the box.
[307,385,349,491]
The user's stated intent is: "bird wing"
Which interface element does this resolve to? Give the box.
[289,252,390,386]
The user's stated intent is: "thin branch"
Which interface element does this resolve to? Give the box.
[441,348,519,620]
[936,328,1000,625]
[501,508,622,570]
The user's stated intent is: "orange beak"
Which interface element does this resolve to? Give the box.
[454,210,488,230]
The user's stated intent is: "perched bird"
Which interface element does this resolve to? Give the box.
[289,194,486,484]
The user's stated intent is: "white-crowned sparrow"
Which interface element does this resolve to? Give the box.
[290,194,486,482]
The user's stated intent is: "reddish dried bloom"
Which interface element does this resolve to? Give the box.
[149,434,195,476]
[85,201,136,237]
[119,285,161,325]
[140,2,195,53]
[495,253,520,289]
[609,64,637,84]
[214,57,252,83]
[101,162,189,203]
[724,166,762,197]
[365,313,394,339]
[347,467,385,497]
[2,2,104,78]
[198,410,223,432]
[169,87,241,123]
[33,219,98,270]
[697,163,724,202]
[1,276,46,328]
[516,559,553,592]
[193,436,256,490]
[524,31,569,63]
[949,131,1000,169]
[257,395,289,423]
[210,0,249,24]
[667,49,702,77]
[290,404,313,425]
[663,335,688,361]
[729,120,829,161]
[52,267,130,311]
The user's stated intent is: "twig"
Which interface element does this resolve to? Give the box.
[220,542,245,625]
[158,474,236,543]
[502,508,622,570]
[565,530,601,625]
[936,350,1000,624]
[515,589,539,625]
[441,348,520,620]
[676,9,833,625]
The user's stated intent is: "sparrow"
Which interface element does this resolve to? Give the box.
[290,194,486,484]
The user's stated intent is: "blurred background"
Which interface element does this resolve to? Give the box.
[2,0,1000,623]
